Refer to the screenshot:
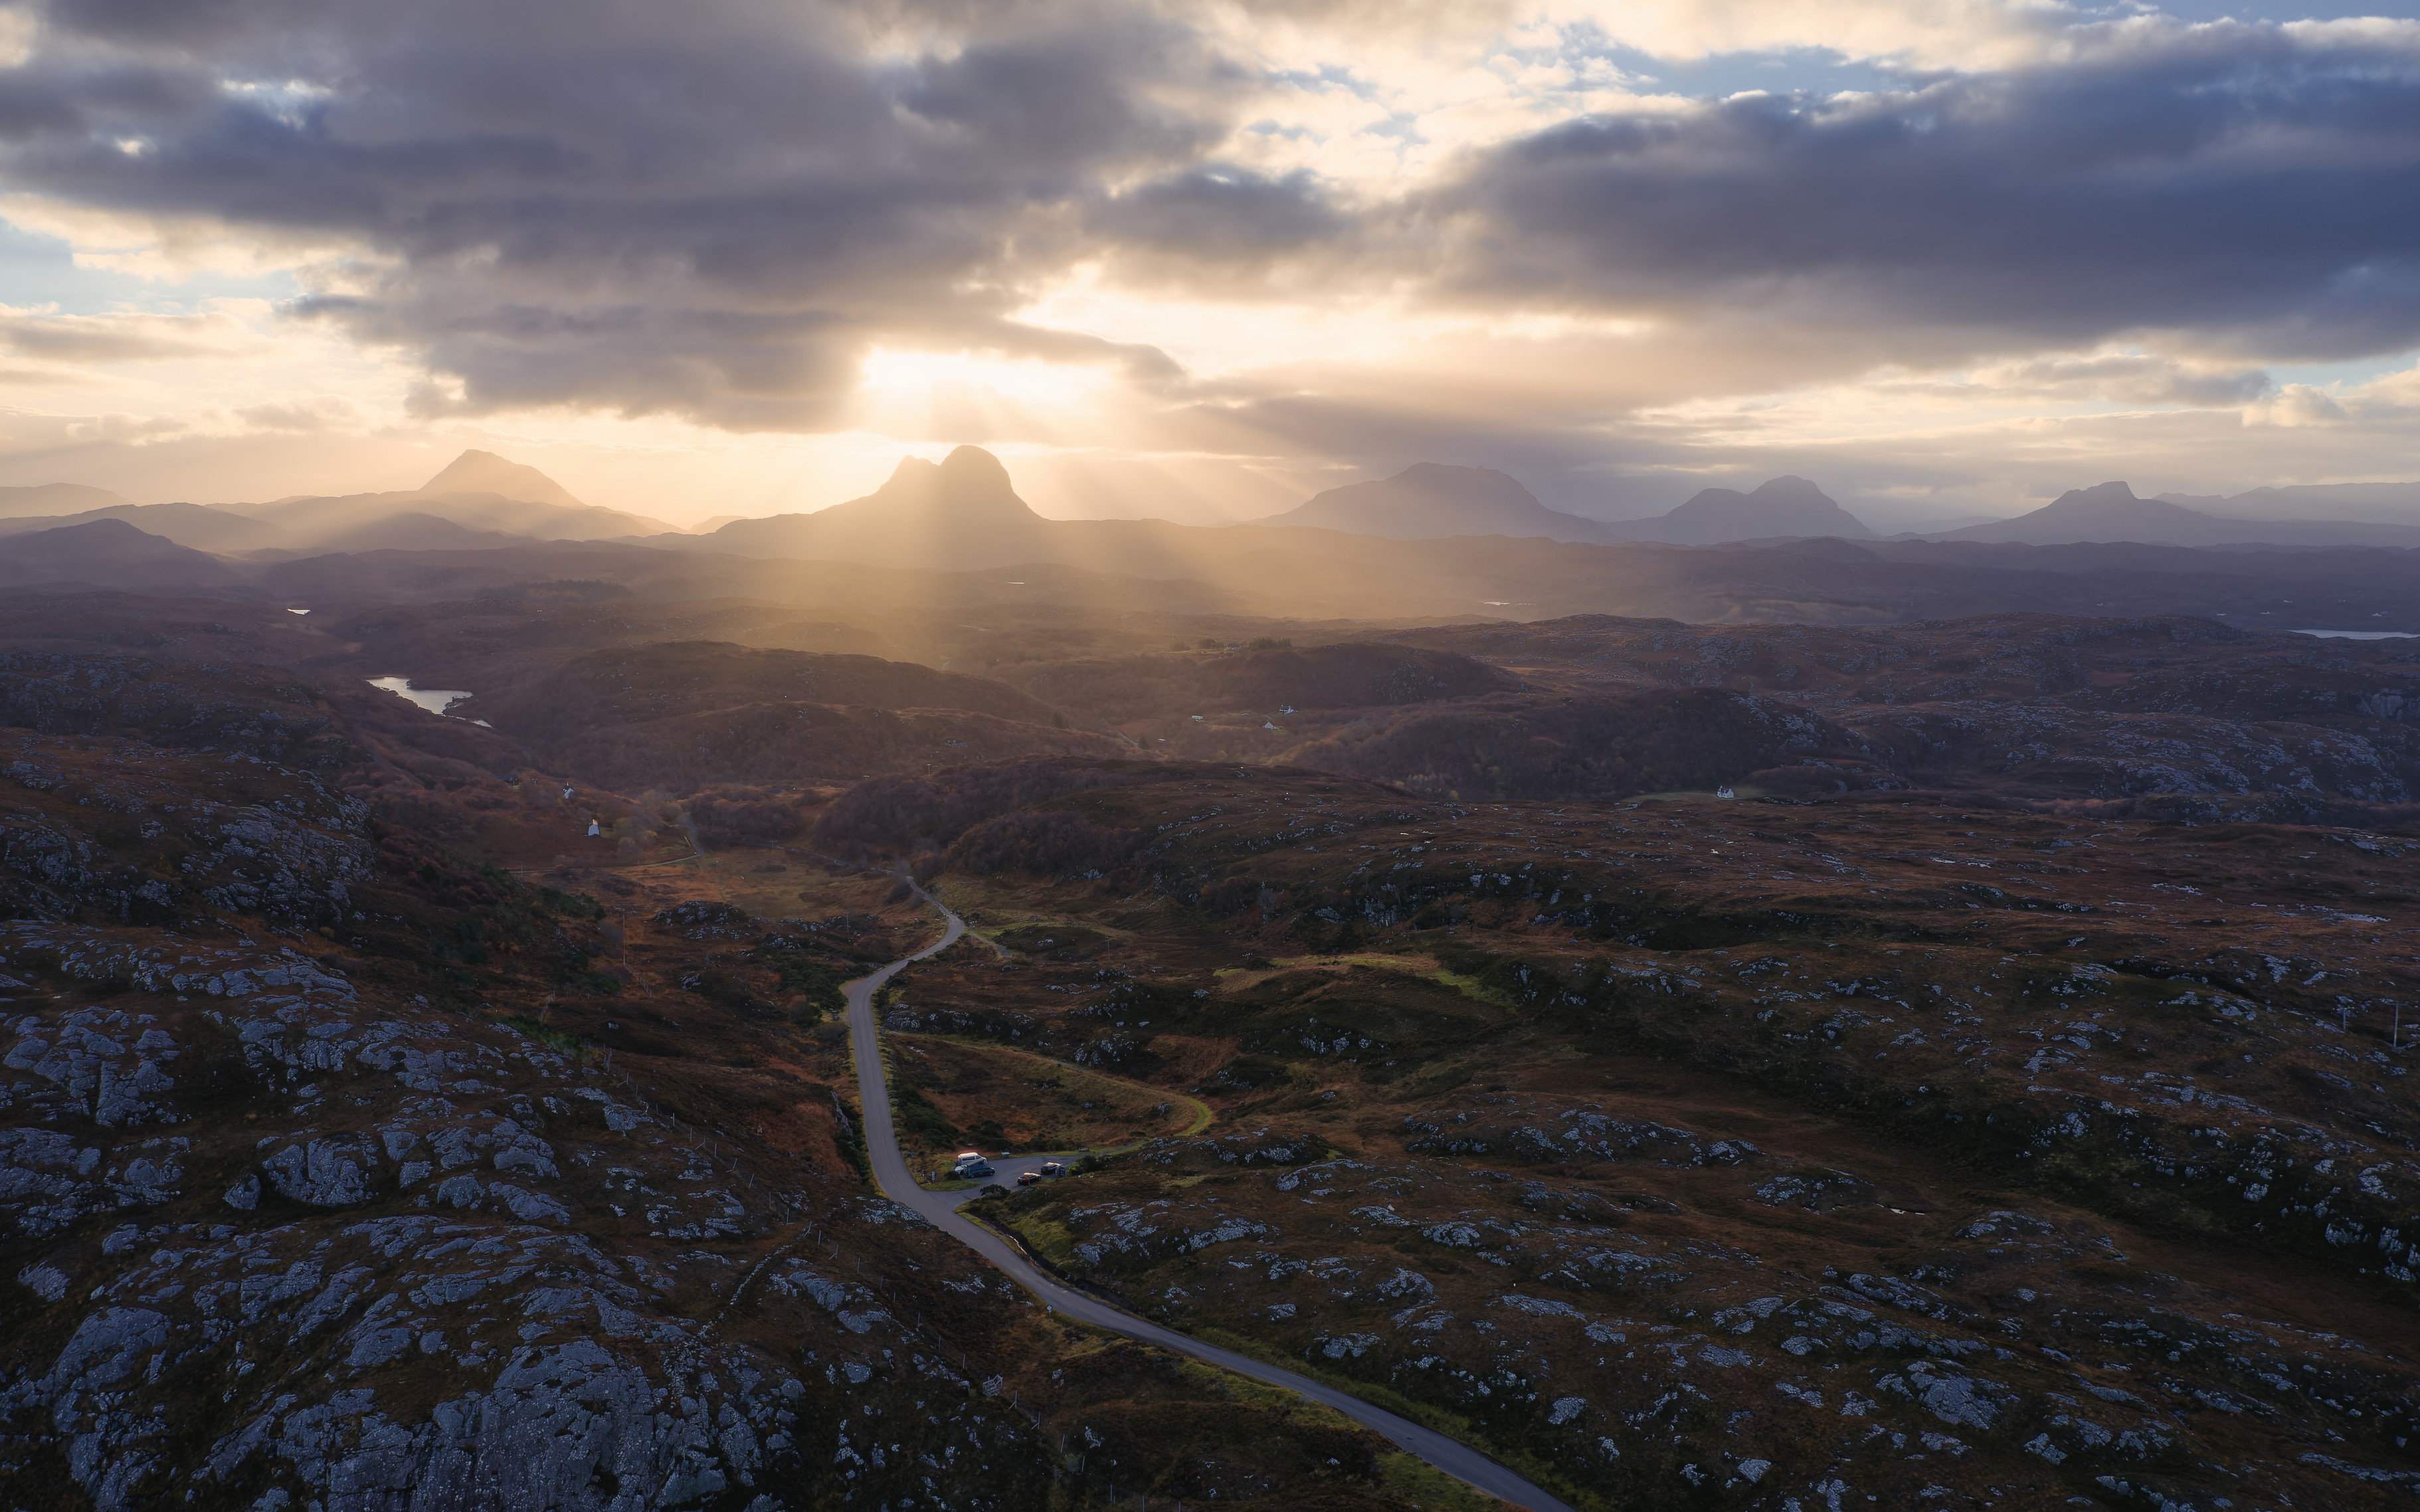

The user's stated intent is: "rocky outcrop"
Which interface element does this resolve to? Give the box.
[0,735,371,925]
[0,923,1049,1511]
[0,653,357,770]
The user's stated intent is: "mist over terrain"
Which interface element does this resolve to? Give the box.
[7,1,2420,1508]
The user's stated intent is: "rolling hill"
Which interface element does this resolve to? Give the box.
[0,518,239,588]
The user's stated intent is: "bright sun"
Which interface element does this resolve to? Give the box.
[856,347,1109,409]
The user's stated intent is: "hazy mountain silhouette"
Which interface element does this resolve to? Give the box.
[1939,481,2420,547]
[0,518,238,587]
[420,449,591,512]
[305,512,546,553]
[2156,480,2420,527]
[688,445,1058,568]
[1604,476,1875,544]
[1256,463,1612,542]
[238,450,678,548]
[0,502,282,553]
[0,482,142,519]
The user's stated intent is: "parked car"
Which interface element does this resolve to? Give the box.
[952,1151,993,1179]
[1040,1161,1067,1178]
[1016,1171,1040,1186]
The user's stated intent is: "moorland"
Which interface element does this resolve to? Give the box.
[1,446,2416,1511]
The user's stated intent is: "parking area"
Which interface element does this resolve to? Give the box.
[935,1150,1072,1195]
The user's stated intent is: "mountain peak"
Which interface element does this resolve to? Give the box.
[420,449,587,511]
[941,444,1013,489]
[2039,480,2153,514]
[1256,462,1607,541]
[1933,480,2224,544]
[1612,475,1873,543]
[1748,475,1830,503]
[872,445,1033,520]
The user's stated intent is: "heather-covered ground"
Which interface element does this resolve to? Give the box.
[5,588,2418,1511]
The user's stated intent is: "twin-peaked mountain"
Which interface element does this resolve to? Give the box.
[1604,474,1876,544]
[692,446,1058,567]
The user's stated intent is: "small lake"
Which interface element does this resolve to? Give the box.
[367,677,490,725]
[2288,629,2417,640]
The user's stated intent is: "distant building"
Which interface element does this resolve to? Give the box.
[1715,787,1736,799]
[588,818,602,836]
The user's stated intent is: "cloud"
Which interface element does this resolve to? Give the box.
[3,1,1242,428]
[1885,352,2274,408]
[1421,19,2420,361]
[2243,382,2348,428]
[0,304,248,361]
[0,0,2417,508]
[0,363,93,385]
[62,409,189,443]
[1544,0,2081,71]
[234,394,359,430]
[1085,166,1347,270]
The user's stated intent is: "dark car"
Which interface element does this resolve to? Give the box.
[1016,1171,1040,1186]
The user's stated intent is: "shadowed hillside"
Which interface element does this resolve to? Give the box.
[1009,641,1515,722]
[452,640,1122,793]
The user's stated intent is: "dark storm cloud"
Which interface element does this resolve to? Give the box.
[1086,165,1346,263]
[1424,21,2420,360]
[5,0,1224,426]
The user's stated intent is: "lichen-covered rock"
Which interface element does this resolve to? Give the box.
[260,1139,376,1206]
[0,734,371,925]
[0,921,1054,1512]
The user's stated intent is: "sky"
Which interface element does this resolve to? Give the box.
[3,1,2420,531]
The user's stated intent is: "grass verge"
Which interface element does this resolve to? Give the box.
[1190,1327,1604,1512]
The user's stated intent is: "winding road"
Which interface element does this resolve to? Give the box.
[844,884,1576,1512]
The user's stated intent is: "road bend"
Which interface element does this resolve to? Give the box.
[844,884,1577,1512]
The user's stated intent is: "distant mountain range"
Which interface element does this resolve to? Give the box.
[7,447,2420,620]
[1926,481,2420,548]
[1256,464,1874,545]
[1265,465,2420,549]
[0,450,680,557]
[1259,464,1611,541]
[239,450,679,550]
[0,482,143,519]
[2157,480,2420,524]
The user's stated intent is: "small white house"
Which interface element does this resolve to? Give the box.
[1715,786,1736,799]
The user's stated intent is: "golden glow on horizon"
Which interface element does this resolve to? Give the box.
[856,347,1113,410]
